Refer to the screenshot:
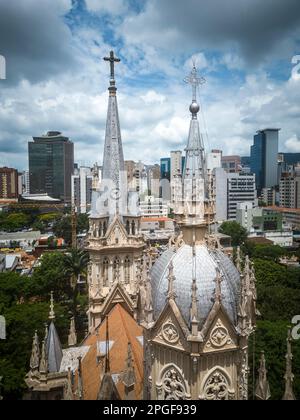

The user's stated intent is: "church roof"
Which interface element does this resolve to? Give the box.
[46,321,63,373]
[151,244,241,327]
[74,304,143,400]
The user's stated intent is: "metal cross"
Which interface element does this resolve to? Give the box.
[103,50,121,80]
[184,65,206,101]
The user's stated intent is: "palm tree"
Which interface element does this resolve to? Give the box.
[63,248,89,316]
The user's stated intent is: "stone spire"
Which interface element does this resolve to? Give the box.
[283,329,295,401]
[255,351,271,400]
[214,267,223,303]
[46,293,63,373]
[39,340,48,375]
[77,356,84,400]
[122,342,136,400]
[190,278,199,336]
[235,246,242,273]
[183,64,206,183]
[30,331,40,372]
[96,50,125,219]
[104,316,110,374]
[167,261,177,301]
[68,317,77,347]
[64,368,74,401]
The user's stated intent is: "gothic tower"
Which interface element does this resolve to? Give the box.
[142,65,257,401]
[87,51,145,331]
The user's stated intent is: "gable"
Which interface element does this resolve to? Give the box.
[152,303,189,353]
[105,217,128,246]
[202,308,238,354]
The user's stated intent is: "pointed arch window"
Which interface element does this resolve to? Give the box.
[102,258,109,287]
[113,257,120,283]
[124,256,131,284]
[131,221,136,236]
[103,221,107,236]
[126,220,130,235]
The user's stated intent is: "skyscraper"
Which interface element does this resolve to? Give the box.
[250,128,280,192]
[71,166,93,214]
[28,131,74,203]
[0,167,19,201]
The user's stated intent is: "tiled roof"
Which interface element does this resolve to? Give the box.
[74,304,143,400]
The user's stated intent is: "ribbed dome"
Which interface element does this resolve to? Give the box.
[151,244,241,327]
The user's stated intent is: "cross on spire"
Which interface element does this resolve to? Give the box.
[184,64,205,102]
[104,50,121,81]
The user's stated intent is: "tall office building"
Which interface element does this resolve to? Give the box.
[214,168,257,221]
[170,150,182,179]
[160,157,171,200]
[0,167,19,201]
[250,128,280,192]
[147,164,160,197]
[279,173,300,209]
[28,131,74,203]
[71,166,93,214]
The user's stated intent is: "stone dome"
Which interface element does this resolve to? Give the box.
[151,244,241,327]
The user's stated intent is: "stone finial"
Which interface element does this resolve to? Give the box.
[214,268,223,303]
[122,342,136,400]
[49,291,55,321]
[255,351,271,400]
[283,329,295,401]
[68,317,77,347]
[77,356,84,400]
[190,278,199,336]
[39,340,48,375]
[30,331,40,372]
[64,368,74,400]
[167,261,177,301]
[44,323,48,343]
[236,246,242,273]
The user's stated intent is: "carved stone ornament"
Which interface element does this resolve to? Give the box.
[206,320,233,349]
[203,370,234,400]
[159,322,179,344]
[157,366,188,400]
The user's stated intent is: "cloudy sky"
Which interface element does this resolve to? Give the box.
[1,0,300,170]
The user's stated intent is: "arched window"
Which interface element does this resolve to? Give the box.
[124,256,131,284]
[126,220,130,235]
[131,221,136,236]
[102,258,109,286]
[99,223,103,237]
[113,257,120,282]
[103,221,107,236]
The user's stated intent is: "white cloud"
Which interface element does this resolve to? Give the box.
[285,135,300,152]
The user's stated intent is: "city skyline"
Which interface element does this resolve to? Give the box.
[0,0,300,171]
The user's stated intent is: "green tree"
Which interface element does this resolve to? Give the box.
[29,252,70,300]
[63,249,89,317]
[219,221,248,247]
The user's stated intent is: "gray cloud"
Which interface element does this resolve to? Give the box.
[0,0,76,86]
[121,0,300,65]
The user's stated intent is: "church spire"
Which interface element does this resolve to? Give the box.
[255,351,271,400]
[283,328,295,401]
[30,331,40,373]
[183,64,206,182]
[99,50,125,219]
